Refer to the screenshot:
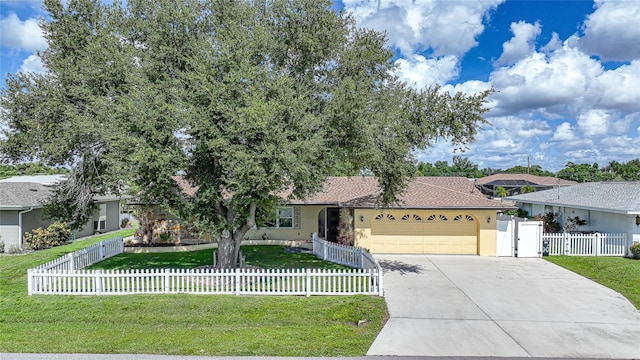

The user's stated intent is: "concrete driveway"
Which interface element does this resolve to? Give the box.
[368,255,640,358]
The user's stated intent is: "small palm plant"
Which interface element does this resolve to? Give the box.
[495,186,509,198]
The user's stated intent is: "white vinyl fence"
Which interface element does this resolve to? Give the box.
[28,234,383,296]
[543,233,628,256]
[34,236,124,271]
[28,267,382,296]
[312,233,380,270]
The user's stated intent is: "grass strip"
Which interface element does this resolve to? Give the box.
[0,231,386,355]
[545,256,640,310]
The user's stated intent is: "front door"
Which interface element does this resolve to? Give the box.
[326,207,341,243]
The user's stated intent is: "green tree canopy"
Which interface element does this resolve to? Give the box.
[1,0,491,267]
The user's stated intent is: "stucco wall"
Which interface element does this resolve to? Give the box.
[354,208,498,256]
[245,205,325,242]
[0,210,19,251]
[22,208,53,234]
[75,200,121,238]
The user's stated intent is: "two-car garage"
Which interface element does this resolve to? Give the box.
[361,210,480,255]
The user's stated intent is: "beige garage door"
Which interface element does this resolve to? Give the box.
[369,211,478,254]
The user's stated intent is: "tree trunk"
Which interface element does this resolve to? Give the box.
[215,202,257,269]
[216,227,250,269]
[217,235,236,269]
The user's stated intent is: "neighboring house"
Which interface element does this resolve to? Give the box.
[506,182,640,244]
[475,174,576,197]
[0,176,121,251]
[243,176,514,256]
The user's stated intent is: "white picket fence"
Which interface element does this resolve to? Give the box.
[312,233,380,270]
[543,233,628,256]
[27,268,383,296]
[28,234,383,296]
[34,236,124,271]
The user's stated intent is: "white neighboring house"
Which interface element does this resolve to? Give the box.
[0,175,121,252]
[506,182,640,245]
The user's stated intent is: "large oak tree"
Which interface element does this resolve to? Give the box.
[1,0,490,268]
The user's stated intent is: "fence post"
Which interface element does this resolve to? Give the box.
[99,241,105,259]
[27,269,34,296]
[118,236,124,254]
[235,269,240,296]
[164,268,170,294]
[564,233,570,255]
[358,248,364,269]
[95,270,102,295]
[68,253,75,271]
[306,269,311,297]
[323,240,328,260]
[595,233,600,256]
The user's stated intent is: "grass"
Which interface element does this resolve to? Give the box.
[88,245,350,270]
[0,231,387,356]
[545,256,640,310]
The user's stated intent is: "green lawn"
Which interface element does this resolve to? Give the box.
[545,256,640,310]
[88,245,350,270]
[0,231,387,356]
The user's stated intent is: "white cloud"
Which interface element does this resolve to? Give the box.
[19,54,46,74]
[495,21,541,66]
[489,116,553,139]
[551,122,576,141]
[590,60,640,112]
[0,13,47,51]
[576,109,610,137]
[394,54,459,88]
[579,0,640,61]
[489,43,603,116]
[342,0,504,57]
[540,32,562,54]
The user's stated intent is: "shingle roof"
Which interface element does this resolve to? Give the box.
[0,174,66,185]
[288,176,513,209]
[0,182,51,209]
[476,174,576,186]
[506,182,640,214]
[0,181,121,210]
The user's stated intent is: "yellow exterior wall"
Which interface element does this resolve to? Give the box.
[354,209,498,256]
[242,205,499,256]
[244,205,326,242]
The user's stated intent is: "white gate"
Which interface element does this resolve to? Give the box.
[496,215,543,257]
[516,221,543,257]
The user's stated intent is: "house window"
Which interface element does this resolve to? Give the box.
[273,207,293,228]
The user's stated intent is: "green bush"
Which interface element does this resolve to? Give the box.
[24,222,72,250]
[0,240,4,253]
[630,242,640,260]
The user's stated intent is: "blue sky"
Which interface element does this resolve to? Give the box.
[2,0,640,171]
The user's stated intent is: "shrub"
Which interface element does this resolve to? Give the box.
[630,242,640,260]
[535,212,561,233]
[120,217,130,228]
[0,240,4,253]
[24,222,72,250]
